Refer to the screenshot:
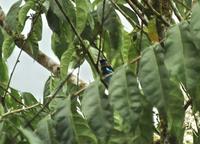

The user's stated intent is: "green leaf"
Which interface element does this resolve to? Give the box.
[108,129,131,144]
[109,65,154,143]
[117,4,139,25]
[76,0,90,34]
[18,1,35,25]
[19,128,44,144]
[43,76,51,98]
[139,45,184,142]
[103,30,123,68]
[5,0,23,33]
[21,92,38,106]
[72,107,98,144]
[51,32,71,59]
[27,33,39,58]
[46,7,61,33]
[60,45,75,78]
[82,80,113,142]
[5,88,22,109]
[190,3,200,50]
[2,35,15,60]
[49,0,76,25]
[109,66,142,131]
[54,97,78,144]
[32,15,43,41]
[139,45,168,108]
[52,96,97,144]
[0,59,9,84]
[97,1,122,50]
[0,122,6,144]
[121,31,137,63]
[36,115,58,144]
[165,22,200,110]
[131,99,153,144]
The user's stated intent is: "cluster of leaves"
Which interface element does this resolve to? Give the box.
[0,0,200,143]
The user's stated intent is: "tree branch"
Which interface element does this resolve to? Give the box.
[0,103,41,119]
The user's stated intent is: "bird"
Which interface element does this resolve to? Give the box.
[99,59,113,85]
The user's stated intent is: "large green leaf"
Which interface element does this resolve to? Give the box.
[164,22,200,89]
[0,122,6,144]
[27,33,39,58]
[43,76,51,98]
[109,66,142,131]
[2,35,15,60]
[0,59,9,84]
[117,4,139,26]
[36,115,58,144]
[5,0,23,33]
[131,99,153,144]
[72,105,98,144]
[49,0,76,25]
[76,0,90,34]
[60,45,75,78]
[18,0,35,25]
[139,45,168,108]
[5,88,22,109]
[109,65,153,143]
[51,32,71,59]
[21,92,38,106]
[139,45,185,142]
[54,97,97,144]
[46,7,61,33]
[97,1,122,50]
[121,31,137,63]
[190,3,200,50]
[54,97,78,144]
[81,80,113,142]
[19,127,44,144]
[32,15,43,41]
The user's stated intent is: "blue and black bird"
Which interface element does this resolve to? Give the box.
[100,59,113,85]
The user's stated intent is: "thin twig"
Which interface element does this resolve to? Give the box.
[0,103,41,119]
[2,49,23,110]
[129,55,141,64]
